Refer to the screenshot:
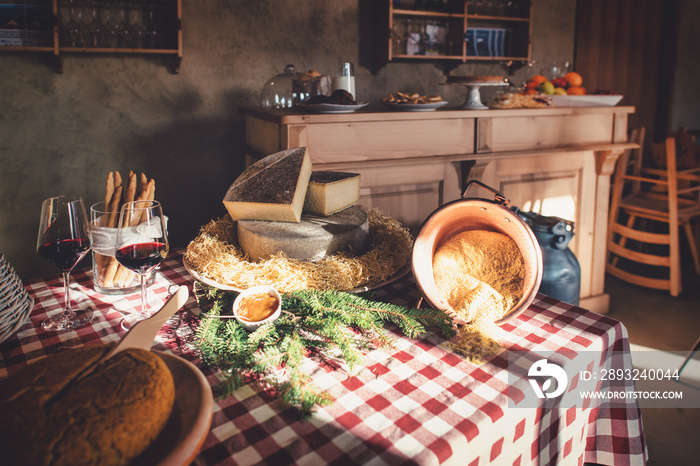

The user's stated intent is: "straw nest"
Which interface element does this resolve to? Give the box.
[185,209,412,292]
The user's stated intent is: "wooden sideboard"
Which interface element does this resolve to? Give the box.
[240,105,636,314]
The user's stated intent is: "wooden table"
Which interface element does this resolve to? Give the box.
[240,105,637,314]
[0,251,648,465]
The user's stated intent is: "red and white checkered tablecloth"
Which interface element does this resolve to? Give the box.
[0,251,647,466]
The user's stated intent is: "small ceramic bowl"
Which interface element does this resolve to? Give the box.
[232,285,282,331]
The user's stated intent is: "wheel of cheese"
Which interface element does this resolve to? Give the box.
[238,205,369,261]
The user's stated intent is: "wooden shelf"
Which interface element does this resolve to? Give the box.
[0,0,182,73]
[379,0,531,71]
[0,46,54,52]
[59,47,179,54]
[391,53,466,60]
[393,8,465,18]
[466,14,530,22]
[467,55,529,61]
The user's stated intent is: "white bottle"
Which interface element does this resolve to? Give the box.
[331,62,356,99]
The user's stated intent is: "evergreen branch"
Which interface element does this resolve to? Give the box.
[192,284,454,417]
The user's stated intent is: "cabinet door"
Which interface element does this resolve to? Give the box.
[319,161,462,231]
[469,151,597,302]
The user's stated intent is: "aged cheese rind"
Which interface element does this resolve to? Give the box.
[304,171,361,216]
[223,147,312,223]
[238,205,369,261]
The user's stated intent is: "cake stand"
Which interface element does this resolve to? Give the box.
[447,81,510,110]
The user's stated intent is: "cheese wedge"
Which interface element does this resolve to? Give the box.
[303,171,361,216]
[223,147,312,223]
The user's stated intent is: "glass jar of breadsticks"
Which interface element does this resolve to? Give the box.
[89,171,156,294]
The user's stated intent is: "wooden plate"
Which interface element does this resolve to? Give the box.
[133,351,214,466]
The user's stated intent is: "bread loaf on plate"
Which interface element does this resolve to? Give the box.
[0,344,175,466]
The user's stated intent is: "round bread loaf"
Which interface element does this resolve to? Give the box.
[238,205,369,261]
[0,345,175,466]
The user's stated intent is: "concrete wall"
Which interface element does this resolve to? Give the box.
[1,0,576,279]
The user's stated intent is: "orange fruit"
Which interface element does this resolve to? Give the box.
[523,88,538,95]
[564,72,583,87]
[528,74,547,86]
[526,80,540,90]
[567,86,586,95]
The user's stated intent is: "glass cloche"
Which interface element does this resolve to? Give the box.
[260,64,318,108]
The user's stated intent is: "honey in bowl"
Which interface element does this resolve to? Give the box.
[236,292,279,322]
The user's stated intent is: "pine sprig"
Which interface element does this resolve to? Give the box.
[192,285,454,418]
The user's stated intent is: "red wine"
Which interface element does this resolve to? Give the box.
[38,238,90,271]
[115,242,168,274]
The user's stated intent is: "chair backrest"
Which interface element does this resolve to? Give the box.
[612,127,646,198]
[652,127,700,170]
[646,137,700,212]
[607,131,700,295]
[612,129,699,214]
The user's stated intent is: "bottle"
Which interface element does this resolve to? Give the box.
[331,62,356,99]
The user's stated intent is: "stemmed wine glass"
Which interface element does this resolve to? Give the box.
[85,1,103,48]
[36,195,94,331]
[115,3,130,48]
[127,3,145,49]
[101,2,117,48]
[62,0,84,47]
[144,3,164,49]
[115,200,168,330]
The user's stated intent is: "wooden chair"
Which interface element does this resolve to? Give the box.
[651,127,700,170]
[606,131,700,296]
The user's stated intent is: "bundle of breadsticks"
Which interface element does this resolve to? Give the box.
[94,171,156,289]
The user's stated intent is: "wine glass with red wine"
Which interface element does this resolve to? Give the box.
[37,195,94,331]
[115,200,168,330]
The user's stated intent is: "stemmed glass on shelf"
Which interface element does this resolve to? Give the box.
[114,200,168,330]
[115,3,130,48]
[84,1,104,48]
[36,195,94,331]
[100,1,117,48]
[62,0,84,47]
[127,3,145,49]
[144,3,164,49]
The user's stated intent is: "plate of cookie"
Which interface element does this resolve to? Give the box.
[381,92,447,111]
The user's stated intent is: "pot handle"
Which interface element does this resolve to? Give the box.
[462,180,510,206]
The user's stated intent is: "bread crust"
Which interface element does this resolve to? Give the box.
[0,345,175,466]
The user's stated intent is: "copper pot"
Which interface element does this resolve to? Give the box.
[412,180,543,325]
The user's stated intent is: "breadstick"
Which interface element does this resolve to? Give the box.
[101,171,124,288]
[113,262,136,288]
[133,179,156,224]
[121,171,138,225]
[125,170,137,202]
[114,172,137,287]
[102,172,114,227]
[147,178,155,202]
[107,172,123,229]
[101,196,122,289]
